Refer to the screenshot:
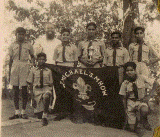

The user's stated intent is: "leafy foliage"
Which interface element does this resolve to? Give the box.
[3,0,160,91]
[5,0,125,41]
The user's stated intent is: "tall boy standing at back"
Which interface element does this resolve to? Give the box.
[129,27,159,77]
[103,31,130,85]
[53,28,78,67]
[119,62,155,132]
[27,53,53,126]
[53,28,78,121]
[77,22,105,68]
[8,27,35,119]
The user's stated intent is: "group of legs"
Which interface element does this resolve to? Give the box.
[10,83,151,130]
[9,85,51,126]
[126,99,151,133]
[9,64,152,129]
[9,86,28,119]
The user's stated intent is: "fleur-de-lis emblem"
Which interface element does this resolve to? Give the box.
[73,77,91,100]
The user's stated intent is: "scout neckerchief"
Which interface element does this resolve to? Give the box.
[62,43,70,62]
[132,82,138,99]
[127,75,138,99]
[113,47,116,66]
[39,67,44,88]
[138,42,143,62]
[19,43,22,60]
[87,40,93,59]
[112,43,120,66]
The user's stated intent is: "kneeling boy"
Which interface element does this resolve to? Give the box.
[119,62,154,132]
[27,53,53,126]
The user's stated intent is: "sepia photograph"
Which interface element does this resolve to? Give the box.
[1,0,160,136]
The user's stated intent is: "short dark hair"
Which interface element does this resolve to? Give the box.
[86,22,97,29]
[37,52,47,60]
[61,28,71,34]
[134,27,145,34]
[16,27,26,35]
[111,31,121,38]
[124,62,137,73]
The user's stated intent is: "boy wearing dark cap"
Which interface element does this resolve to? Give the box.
[8,27,35,119]
[27,53,53,126]
[119,62,155,132]
[77,22,105,68]
[53,28,78,67]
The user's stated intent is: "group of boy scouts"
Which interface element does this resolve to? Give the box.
[8,22,159,133]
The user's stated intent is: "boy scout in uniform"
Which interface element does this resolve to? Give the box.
[129,27,159,77]
[8,27,35,120]
[77,22,105,68]
[27,53,53,126]
[53,28,77,121]
[119,62,154,132]
[53,28,78,67]
[103,31,130,85]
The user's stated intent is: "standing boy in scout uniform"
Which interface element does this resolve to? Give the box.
[103,31,130,85]
[27,53,53,126]
[77,22,105,68]
[53,28,78,67]
[129,27,159,77]
[119,62,154,132]
[8,27,35,120]
[77,22,105,123]
[53,28,78,121]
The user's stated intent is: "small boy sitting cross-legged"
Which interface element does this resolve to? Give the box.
[119,62,155,132]
[27,52,53,126]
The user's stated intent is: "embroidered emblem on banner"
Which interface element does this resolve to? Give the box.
[73,77,91,100]
[72,77,96,110]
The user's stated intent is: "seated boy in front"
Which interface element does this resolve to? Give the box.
[27,52,53,126]
[119,62,154,132]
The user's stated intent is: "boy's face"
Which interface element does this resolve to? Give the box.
[87,25,96,38]
[126,66,136,78]
[111,34,120,45]
[37,56,46,66]
[135,30,144,41]
[16,32,26,42]
[61,32,70,42]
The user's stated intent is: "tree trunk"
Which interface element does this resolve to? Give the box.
[122,0,139,49]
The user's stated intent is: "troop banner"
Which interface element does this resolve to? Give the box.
[49,65,124,127]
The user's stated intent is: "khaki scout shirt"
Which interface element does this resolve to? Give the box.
[53,43,78,62]
[27,67,53,87]
[8,41,34,86]
[9,41,34,62]
[129,42,158,64]
[77,39,105,66]
[103,46,130,66]
[119,75,154,100]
